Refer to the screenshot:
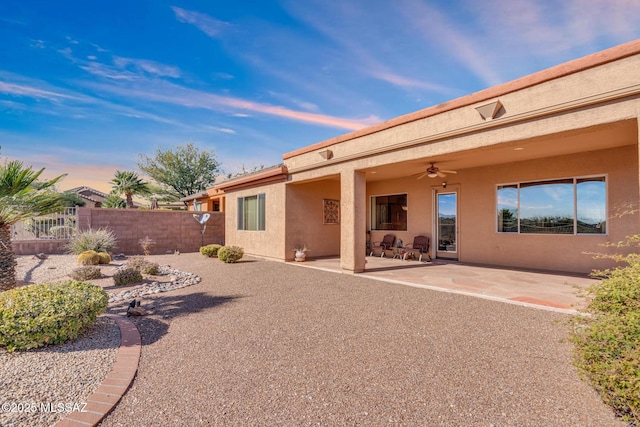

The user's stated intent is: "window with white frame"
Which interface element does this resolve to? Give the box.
[497,176,606,234]
[237,194,265,231]
[370,193,407,231]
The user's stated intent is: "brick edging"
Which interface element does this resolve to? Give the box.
[54,314,141,427]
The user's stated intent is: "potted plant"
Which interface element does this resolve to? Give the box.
[293,246,309,262]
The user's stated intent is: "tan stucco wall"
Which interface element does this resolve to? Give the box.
[224,182,286,260]
[362,144,638,274]
[285,179,341,259]
[459,145,638,273]
[367,177,433,249]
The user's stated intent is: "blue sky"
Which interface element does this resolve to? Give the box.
[2,0,639,193]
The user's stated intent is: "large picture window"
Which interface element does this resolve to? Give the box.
[497,176,606,235]
[237,193,265,231]
[371,194,407,231]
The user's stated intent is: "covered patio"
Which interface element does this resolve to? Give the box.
[288,255,598,313]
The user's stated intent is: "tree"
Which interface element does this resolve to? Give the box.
[138,143,220,205]
[0,160,66,290]
[102,191,127,208]
[110,170,149,209]
[60,191,86,207]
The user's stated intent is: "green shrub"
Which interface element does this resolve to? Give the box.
[96,252,111,265]
[77,250,100,265]
[200,244,222,258]
[113,268,143,286]
[218,246,244,263]
[0,281,108,352]
[571,236,640,423]
[126,256,159,275]
[70,266,102,281]
[65,228,117,255]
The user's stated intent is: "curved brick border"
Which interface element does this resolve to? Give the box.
[54,314,141,427]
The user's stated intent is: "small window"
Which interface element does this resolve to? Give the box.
[213,201,220,212]
[237,193,265,231]
[370,194,407,231]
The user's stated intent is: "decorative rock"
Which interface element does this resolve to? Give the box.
[113,253,126,260]
[127,306,148,316]
[108,265,202,303]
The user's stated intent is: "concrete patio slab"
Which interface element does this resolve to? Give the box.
[290,256,597,313]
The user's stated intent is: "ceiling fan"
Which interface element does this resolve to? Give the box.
[417,162,458,179]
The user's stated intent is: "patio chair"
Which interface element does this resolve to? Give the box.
[370,234,396,257]
[405,235,431,262]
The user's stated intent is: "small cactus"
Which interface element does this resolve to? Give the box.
[77,250,100,265]
[96,252,111,264]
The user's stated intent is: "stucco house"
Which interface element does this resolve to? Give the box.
[213,39,640,275]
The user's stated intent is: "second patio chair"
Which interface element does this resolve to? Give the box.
[405,235,432,262]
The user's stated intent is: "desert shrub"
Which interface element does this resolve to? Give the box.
[571,236,640,423]
[200,244,222,258]
[138,236,156,256]
[126,256,159,275]
[70,266,102,281]
[96,252,111,264]
[217,246,244,263]
[113,268,143,287]
[77,250,100,265]
[66,227,117,254]
[0,281,108,352]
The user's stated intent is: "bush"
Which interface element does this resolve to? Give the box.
[139,236,156,256]
[77,250,100,265]
[65,228,117,255]
[571,236,640,423]
[113,268,143,287]
[70,266,102,281]
[0,281,108,352]
[200,244,222,258]
[126,256,159,275]
[96,252,111,265]
[217,246,244,263]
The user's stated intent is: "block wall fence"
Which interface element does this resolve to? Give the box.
[13,208,225,255]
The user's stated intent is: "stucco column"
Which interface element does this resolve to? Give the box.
[340,170,366,273]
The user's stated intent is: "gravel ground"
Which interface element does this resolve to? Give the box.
[0,317,119,427]
[0,255,121,427]
[97,253,625,427]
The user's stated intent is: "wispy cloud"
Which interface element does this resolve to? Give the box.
[398,0,503,86]
[171,6,232,38]
[367,70,454,93]
[0,77,83,102]
[83,79,380,130]
[113,57,181,78]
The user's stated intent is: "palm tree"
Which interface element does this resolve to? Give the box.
[0,160,66,290]
[110,170,149,209]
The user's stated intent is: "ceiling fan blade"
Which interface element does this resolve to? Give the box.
[437,171,447,178]
[441,169,457,174]
[416,172,428,180]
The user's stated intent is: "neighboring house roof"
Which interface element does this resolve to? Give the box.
[283,38,640,160]
[67,186,110,204]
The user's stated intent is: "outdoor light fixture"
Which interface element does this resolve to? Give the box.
[442,182,447,188]
[475,99,503,120]
[319,149,333,160]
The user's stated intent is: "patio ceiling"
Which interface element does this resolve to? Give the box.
[362,119,637,182]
